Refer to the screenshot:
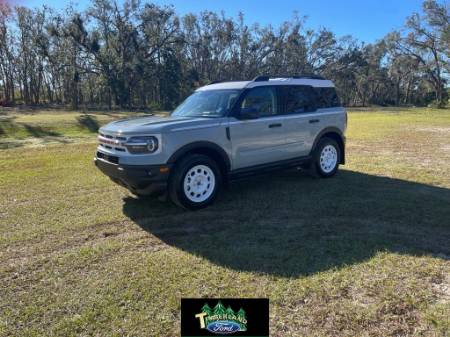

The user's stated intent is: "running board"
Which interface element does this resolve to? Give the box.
[228,155,312,181]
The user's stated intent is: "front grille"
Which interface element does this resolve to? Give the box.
[97,151,119,164]
[99,133,127,141]
[98,132,127,152]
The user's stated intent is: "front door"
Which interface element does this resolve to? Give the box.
[228,86,289,170]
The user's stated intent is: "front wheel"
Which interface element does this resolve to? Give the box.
[313,137,340,177]
[169,154,221,210]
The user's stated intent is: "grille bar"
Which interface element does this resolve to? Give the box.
[98,132,128,152]
[97,151,119,164]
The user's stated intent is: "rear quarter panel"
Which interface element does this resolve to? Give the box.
[307,107,347,152]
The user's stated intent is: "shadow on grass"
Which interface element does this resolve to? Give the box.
[0,141,24,150]
[122,169,450,277]
[22,124,62,137]
[0,117,18,136]
[77,115,100,132]
[0,119,71,149]
[1,117,62,138]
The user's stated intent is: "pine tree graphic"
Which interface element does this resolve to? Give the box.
[226,306,235,319]
[213,301,226,317]
[237,308,246,320]
[201,303,213,316]
[237,308,247,331]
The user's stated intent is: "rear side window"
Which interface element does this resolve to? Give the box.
[314,87,341,108]
[279,86,317,114]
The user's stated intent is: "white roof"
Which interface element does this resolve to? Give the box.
[196,81,251,91]
[196,78,334,91]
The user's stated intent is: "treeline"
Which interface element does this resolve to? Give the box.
[0,0,448,110]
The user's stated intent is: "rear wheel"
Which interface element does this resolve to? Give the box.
[312,137,340,177]
[169,154,221,210]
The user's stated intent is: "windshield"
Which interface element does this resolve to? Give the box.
[171,90,241,118]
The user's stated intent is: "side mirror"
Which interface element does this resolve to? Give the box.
[239,107,259,120]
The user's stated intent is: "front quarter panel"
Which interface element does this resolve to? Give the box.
[98,118,231,167]
[164,118,232,165]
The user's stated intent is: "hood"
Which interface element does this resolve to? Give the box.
[99,114,215,135]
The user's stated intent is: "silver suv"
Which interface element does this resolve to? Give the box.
[95,75,347,210]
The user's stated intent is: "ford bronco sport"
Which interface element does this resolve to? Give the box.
[95,75,347,210]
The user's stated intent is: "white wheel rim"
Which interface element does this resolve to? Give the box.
[183,165,216,203]
[320,144,338,173]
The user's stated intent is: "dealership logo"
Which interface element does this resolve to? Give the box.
[195,301,247,334]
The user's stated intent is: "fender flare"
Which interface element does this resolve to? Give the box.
[166,141,231,171]
[311,127,346,164]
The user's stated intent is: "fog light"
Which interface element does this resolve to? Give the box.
[159,166,169,173]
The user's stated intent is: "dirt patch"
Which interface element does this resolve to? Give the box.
[417,127,450,133]
[0,136,95,150]
[432,272,450,305]
[441,144,450,152]
[0,220,165,272]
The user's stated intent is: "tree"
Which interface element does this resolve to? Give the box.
[389,1,449,107]
[0,3,16,104]
[0,0,447,109]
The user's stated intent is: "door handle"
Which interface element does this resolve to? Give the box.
[268,123,282,128]
[309,119,320,124]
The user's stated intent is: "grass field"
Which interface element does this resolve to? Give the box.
[1,107,450,336]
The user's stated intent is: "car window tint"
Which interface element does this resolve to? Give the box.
[281,86,317,114]
[227,93,239,109]
[241,87,277,117]
[315,87,341,108]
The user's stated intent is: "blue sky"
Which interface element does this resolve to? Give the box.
[20,0,424,43]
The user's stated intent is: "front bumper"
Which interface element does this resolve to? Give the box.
[94,154,171,196]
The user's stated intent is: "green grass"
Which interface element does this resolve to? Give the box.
[1,107,449,336]
[0,110,160,149]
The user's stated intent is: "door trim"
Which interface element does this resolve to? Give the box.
[228,109,344,125]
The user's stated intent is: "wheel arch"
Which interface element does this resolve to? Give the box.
[167,141,231,177]
[311,127,346,164]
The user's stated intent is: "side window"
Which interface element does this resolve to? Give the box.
[241,87,277,117]
[315,87,341,109]
[281,86,317,114]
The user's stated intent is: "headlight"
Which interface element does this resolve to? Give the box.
[125,136,159,154]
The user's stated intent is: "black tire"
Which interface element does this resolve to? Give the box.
[168,154,222,210]
[311,137,341,178]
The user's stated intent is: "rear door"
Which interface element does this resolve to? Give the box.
[228,86,288,170]
[278,85,319,157]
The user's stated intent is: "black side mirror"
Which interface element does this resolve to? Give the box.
[239,107,259,120]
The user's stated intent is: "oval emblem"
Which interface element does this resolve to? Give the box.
[206,320,241,334]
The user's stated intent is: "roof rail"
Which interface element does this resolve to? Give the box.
[209,80,223,84]
[253,76,270,82]
[252,74,325,81]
